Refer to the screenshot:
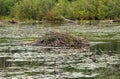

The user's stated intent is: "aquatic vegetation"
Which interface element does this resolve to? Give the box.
[0,24,120,79]
[0,45,119,79]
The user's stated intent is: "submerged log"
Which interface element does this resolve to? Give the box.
[31,32,90,49]
[61,16,77,24]
[8,20,18,24]
[113,19,120,22]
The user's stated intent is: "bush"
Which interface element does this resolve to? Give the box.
[0,0,19,16]
[1,0,120,20]
[11,0,56,20]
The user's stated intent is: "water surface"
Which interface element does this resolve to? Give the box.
[0,23,120,79]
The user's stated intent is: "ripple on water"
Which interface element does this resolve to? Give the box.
[0,45,119,79]
[0,25,120,79]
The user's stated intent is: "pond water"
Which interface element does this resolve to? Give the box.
[0,23,120,79]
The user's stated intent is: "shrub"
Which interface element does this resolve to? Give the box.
[11,0,56,20]
[0,0,19,16]
[1,0,120,20]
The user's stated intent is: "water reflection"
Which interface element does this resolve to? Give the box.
[0,24,120,79]
[91,40,120,54]
[0,45,119,79]
[0,57,11,68]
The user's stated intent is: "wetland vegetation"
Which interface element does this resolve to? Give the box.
[0,23,120,79]
[0,0,120,21]
[0,0,120,79]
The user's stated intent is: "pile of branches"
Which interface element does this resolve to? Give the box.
[31,32,90,49]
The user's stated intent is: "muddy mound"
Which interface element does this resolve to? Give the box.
[31,32,90,49]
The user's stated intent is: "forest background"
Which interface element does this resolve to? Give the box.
[0,0,120,21]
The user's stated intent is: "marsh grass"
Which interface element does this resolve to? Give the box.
[95,67,120,79]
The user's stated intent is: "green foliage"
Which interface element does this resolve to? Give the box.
[106,0,120,19]
[0,0,120,20]
[11,0,56,20]
[0,0,19,16]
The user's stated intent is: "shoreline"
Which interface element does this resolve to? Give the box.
[0,19,120,26]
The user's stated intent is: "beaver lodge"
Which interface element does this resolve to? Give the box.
[31,32,90,49]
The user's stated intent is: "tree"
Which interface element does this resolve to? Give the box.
[11,0,56,20]
[0,0,19,16]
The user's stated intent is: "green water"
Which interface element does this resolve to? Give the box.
[91,40,120,54]
[0,23,120,79]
